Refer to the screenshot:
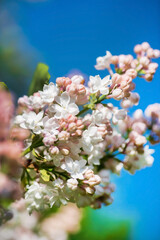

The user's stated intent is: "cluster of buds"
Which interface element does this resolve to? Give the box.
[145,103,160,144]
[109,73,134,100]
[59,114,84,138]
[57,75,89,105]
[95,42,159,107]
[134,42,160,81]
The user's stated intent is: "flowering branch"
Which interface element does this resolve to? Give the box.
[3,42,159,213]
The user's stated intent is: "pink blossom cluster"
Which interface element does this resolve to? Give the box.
[0,86,30,221]
[95,42,160,108]
[11,42,160,212]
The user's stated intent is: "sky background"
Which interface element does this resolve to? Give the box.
[1,0,160,239]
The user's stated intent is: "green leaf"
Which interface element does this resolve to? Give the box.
[22,135,43,156]
[0,82,9,91]
[40,169,50,182]
[28,63,51,96]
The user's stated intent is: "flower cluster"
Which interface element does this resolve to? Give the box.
[13,42,160,212]
[0,199,81,240]
[0,84,30,223]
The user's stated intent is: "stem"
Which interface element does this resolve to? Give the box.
[77,106,89,117]
[97,94,106,103]
[77,94,107,117]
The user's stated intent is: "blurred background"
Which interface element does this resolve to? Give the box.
[0,0,160,239]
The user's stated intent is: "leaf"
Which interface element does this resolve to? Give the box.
[0,82,9,91]
[28,63,51,96]
[22,135,43,156]
[40,169,50,182]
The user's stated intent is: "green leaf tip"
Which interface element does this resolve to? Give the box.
[0,82,9,91]
[28,63,51,96]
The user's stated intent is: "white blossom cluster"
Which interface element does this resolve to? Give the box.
[14,42,159,212]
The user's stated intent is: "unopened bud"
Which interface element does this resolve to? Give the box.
[84,169,94,179]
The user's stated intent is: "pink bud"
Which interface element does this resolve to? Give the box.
[61,148,70,155]
[126,69,137,79]
[145,73,153,82]
[141,42,150,51]
[66,83,77,95]
[147,48,154,58]
[153,49,160,58]
[58,131,70,141]
[50,146,59,155]
[112,89,124,100]
[129,92,140,105]
[134,44,142,54]
[139,56,150,67]
[68,122,76,131]
[110,56,119,65]
[121,99,132,108]
[67,114,77,123]
[75,129,82,136]
[77,84,86,95]
[84,169,94,179]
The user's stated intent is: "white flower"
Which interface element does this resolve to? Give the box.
[49,92,79,119]
[42,116,59,145]
[88,143,105,165]
[92,106,112,125]
[82,124,103,154]
[61,157,87,179]
[39,82,59,104]
[28,95,44,109]
[15,111,43,134]
[89,75,111,95]
[42,116,59,135]
[95,51,112,70]
[48,179,68,207]
[25,182,47,212]
[112,109,126,125]
[67,178,78,190]
[44,150,64,167]
[124,145,155,174]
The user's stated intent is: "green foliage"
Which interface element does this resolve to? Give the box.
[22,135,43,156]
[40,169,50,182]
[0,82,8,91]
[28,63,50,96]
[69,208,131,240]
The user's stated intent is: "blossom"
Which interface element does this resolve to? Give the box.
[67,179,78,190]
[61,157,87,179]
[48,179,68,207]
[15,111,44,134]
[112,109,127,124]
[95,51,112,70]
[11,42,160,212]
[82,124,103,154]
[49,92,79,118]
[145,103,160,119]
[88,143,105,165]
[42,116,59,136]
[25,182,48,212]
[39,82,59,104]
[44,150,64,167]
[124,145,154,174]
[89,75,111,95]
[28,94,44,109]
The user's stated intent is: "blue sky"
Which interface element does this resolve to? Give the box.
[3,0,160,239]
